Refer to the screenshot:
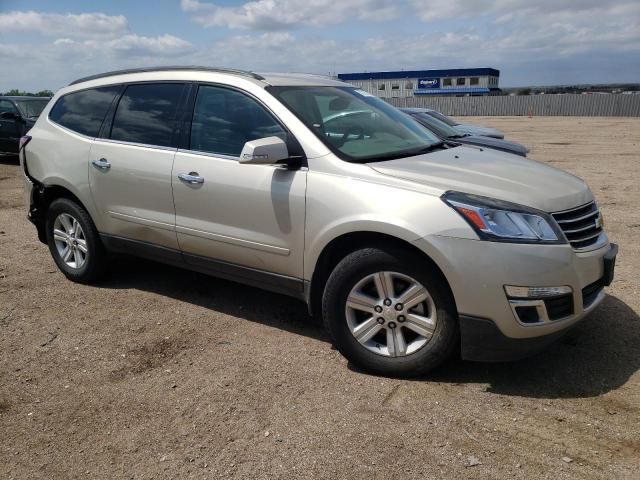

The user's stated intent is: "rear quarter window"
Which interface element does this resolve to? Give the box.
[49,86,121,137]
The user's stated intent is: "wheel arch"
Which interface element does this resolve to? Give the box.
[307,230,456,319]
[31,183,94,244]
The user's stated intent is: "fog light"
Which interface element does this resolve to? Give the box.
[514,305,540,324]
[504,285,572,299]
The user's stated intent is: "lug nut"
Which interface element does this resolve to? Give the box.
[383,299,392,306]
[395,303,403,311]
[397,315,405,323]
[374,305,383,313]
[388,322,397,329]
[377,317,385,324]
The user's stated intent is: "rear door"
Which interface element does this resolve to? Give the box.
[89,82,187,250]
[171,84,307,284]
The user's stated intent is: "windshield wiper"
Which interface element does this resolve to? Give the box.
[357,141,456,164]
[411,141,448,154]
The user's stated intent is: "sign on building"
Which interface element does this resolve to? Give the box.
[417,78,440,89]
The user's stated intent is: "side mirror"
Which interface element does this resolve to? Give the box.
[239,136,289,166]
[0,111,18,120]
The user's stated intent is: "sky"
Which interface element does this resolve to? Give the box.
[0,0,638,92]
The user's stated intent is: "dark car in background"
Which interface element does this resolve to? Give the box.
[402,107,529,157]
[407,107,505,139]
[0,96,50,154]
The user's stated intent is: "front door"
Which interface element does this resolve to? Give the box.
[89,82,186,250]
[0,99,20,153]
[172,84,306,282]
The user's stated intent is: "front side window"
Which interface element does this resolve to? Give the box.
[49,86,121,137]
[190,85,286,157]
[110,83,184,147]
[443,78,452,87]
[268,86,441,163]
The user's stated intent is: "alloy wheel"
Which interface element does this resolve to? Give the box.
[52,213,88,269]
[345,271,437,357]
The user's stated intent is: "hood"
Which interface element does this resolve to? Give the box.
[455,124,504,139]
[457,135,529,157]
[369,146,592,213]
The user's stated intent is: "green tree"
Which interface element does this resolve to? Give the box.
[3,89,27,96]
[2,89,53,97]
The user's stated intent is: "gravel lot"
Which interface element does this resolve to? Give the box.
[1,117,639,479]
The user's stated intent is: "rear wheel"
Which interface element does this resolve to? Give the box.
[45,198,107,283]
[322,247,458,377]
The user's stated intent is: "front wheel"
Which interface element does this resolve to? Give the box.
[45,198,107,284]
[322,247,459,377]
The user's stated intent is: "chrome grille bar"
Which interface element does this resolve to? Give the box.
[555,210,599,224]
[552,201,603,249]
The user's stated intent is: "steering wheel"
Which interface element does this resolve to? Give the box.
[335,125,365,148]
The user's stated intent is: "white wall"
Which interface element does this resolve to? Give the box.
[343,75,499,98]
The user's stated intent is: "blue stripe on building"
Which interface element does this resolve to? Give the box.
[414,88,491,95]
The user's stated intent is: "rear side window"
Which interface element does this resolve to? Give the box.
[110,83,184,147]
[190,85,286,157]
[49,86,121,137]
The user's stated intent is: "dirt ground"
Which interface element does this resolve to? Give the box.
[1,116,639,479]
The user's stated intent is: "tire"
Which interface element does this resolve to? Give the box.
[322,247,459,378]
[45,197,107,284]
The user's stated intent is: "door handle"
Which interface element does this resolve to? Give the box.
[178,172,204,184]
[92,158,111,170]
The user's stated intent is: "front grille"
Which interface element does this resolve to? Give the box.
[582,278,604,308]
[552,201,603,249]
[544,294,574,320]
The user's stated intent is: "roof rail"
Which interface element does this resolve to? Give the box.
[69,66,265,86]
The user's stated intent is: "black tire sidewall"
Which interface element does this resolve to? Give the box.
[45,198,104,283]
[323,248,459,377]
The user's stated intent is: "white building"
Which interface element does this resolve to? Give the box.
[337,68,501,98]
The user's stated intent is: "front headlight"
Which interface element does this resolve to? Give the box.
[442,191,565,244]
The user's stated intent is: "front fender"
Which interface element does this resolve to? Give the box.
[304,217,424,280]
[303,169,474,280]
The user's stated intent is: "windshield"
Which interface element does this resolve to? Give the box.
[15,99,49,118]
[426,110,458,127]
[411,112,462,138]
[268,86,441,163]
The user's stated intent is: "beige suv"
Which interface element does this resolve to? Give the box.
[20,67,617,377]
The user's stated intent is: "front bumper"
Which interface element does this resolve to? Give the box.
[413,235,617,360]
[459,314,572,362]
